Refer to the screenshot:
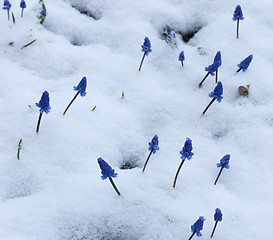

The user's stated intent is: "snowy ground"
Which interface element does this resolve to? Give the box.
[1,0,273,239]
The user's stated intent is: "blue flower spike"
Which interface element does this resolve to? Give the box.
[3,0,12,20]
[97,158,120,196]
[20,0,26,17]
[173,138,194,188]
[63,76,87,115]
[188,216,205,240]
[199,51,221,87]
[35,91,51,133]
[38,0,47,24]
[179,51,185,67]
[233,5,244,39]
[236,55,253,74]
[214,51,222,83]
[214,154,230,185]
[166,26,177,48]
[202,81,223,115]
[139,37,152,71]
[142,135,159,173]
[210,208,223,238]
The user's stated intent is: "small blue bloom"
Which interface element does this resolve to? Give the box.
[36,91,51,114]
[191,216,205,237]
[238,55,253,72]
[148,135,159,154]
[205,61,221,76]
[98,158,118,180]
[41,3,46,16]
[214,208,223,222]
[20,0,26,9]
[168,27,176,39]
[214,51,222,67]
[74,76,87,96]
[141,37,152,56]
[209,81,223,102]
[180,138,194,161]
[179,51,185,61]
[2,0,11,10]
[217,154,230,169]
[233,5,244,21]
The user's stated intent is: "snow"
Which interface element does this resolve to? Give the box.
[0,0,273,239]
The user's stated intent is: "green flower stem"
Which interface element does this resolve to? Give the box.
[63,91,80,115]
[139,52,146,72]
[214,166,224,185]
[21,8,24,17]
[17,138,22,160]
[109,177,121,196]
[181,61,184,67]
[36,113,43,133]
[210,221,218,238]
[236,67,242,73]
[142,149,153,173]
[199,72,210,88]
[237,19,239,39]
[188,231,196,240]
[7,10,10,21]
[21,39,37,49]
[173,160,185,188]
[215,69,218,83]
[202,97,216,115]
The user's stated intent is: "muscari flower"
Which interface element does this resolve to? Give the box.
[214,208,223,222]
[74,76,87,96]
[141,37,152,56]
[214,51,222,66]
[98,157,118,180]
[217,154,230,169]
[209,81,223,102]
[179,51,185,61]
[205,61,221,76]
[20,0,26,9]
[36,91,51,114]
[237,55,253,72]
[148,135,159,154]
[191,216,205,237]
[180,138,194,161]
[233,5,244,21]
[3,0,11,10]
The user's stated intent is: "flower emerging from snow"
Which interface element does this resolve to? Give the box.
[191,216,205,237]
[141,37,152,56]
[20,0,26,9]
[148,135,159,154]
[217,154,230,169]
[2,0,11,10]
[205,61,221,76]
[214,208,223,222]
[179,51,185,61]
[180,138,194,161]
[36,91,51,114]
[233,5,244,21]
[214,51,222,67]
[74,76,87,96]
[209,81,223,102]
[238,55,253,72]
[98,158,118,180]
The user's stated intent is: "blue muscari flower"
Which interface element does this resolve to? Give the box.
[205,61,221,76]
[98,158,118,180]
[217,154,230,169]
[42,3,46,16]
[20,0,26,9]
[141,37,152,56]
[191,216,205,237]
[148,135,159,154]
[209,81,223,102]
[214,51,222,67]
[36,91,51,114]
[180,138,194,161]
[74,76,87,96]
[238,55,253,72]
[3,0,11,10]
[169,27,176,38]
[179,51,185,61]
[214,208,223,222]
[233,5,244,21]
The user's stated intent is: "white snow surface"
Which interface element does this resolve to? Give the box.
[1,0,273,239]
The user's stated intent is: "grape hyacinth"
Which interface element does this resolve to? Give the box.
[38,0,47,24]
[139,37,152,71]
[214,154,230,185]
[97,158,120,196]
[199,52,221,87]
[179,51,185,67]
[233,5,244,39]
[166,27,177,47]
[203,81,223,115]
[35,91,51,133]
[142,135,159,173]
[188,216,205,240]
[236,55,253,73]
[211,208,223,238]
[173,138,194,188]
[63,76,87,115]
[20,0,26,17]
[214,51,222,83]
[3,0,11,20]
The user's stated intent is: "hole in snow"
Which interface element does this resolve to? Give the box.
[72,5,102,20]
[176,25,202,43]
[120,155,140,170]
